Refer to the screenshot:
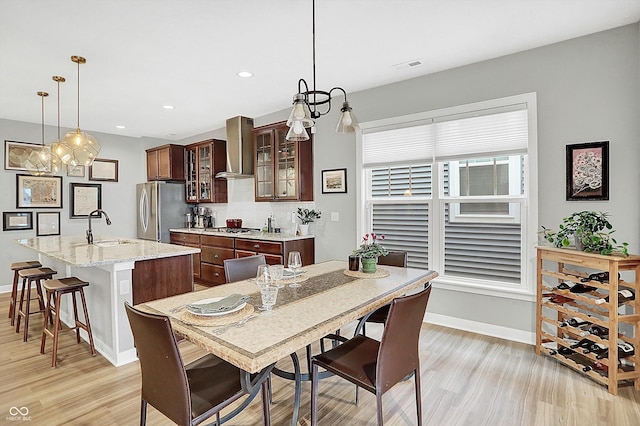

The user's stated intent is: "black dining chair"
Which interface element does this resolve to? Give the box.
[224,255,267,283]
[357,251,408,336]
[124,303,270,426]
[311,285,432,426]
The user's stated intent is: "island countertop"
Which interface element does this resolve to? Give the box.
[14,235,200,267]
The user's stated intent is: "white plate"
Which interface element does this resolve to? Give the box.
[186,297,247,317]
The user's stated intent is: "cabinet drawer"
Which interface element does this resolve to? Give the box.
[201,234,235,248]
[201,247,235,265]
[170,232,200,245]
[236,250,283,265]
[200,263,226,285]
[235,239,283,255]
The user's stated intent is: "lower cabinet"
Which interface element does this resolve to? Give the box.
[170,231,315,286]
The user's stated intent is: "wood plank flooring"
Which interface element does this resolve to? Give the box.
[1,290,639,425]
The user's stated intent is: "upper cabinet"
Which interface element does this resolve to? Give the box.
[253,121,313,202]
[185,139,228,204]
[146,144,185,181]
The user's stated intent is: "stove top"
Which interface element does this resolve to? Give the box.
[206,227,260,234]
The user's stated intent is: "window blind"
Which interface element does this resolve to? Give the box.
[362,124,433,167]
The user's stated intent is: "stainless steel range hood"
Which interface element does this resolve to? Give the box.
[215,116,255,179]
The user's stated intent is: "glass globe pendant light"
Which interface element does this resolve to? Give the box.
[48,75,70,173]
[25,91,52,176]
[60,55,100,166]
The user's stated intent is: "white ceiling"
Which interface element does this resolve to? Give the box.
[1,0,639,141]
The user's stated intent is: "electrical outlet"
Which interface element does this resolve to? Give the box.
[119,280,130,295]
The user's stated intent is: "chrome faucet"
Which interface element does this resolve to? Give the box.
[87,209,112,244]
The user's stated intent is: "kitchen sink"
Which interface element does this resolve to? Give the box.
[93,239,136,247]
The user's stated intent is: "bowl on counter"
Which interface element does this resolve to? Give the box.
[226,219,243,228]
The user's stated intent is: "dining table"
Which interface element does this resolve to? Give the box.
[137,260,438,425]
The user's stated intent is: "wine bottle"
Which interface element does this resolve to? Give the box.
[595,342,635,359]
[582,342,607,355]
[581,271,620,283]
[586,325,608,337]
[556,346,576,357]
[559,317,590,328]
[555,281,574,290]
[583,361,608,377]
[570,338,592,349]
[594,289,636,305]
[569,283,596,293]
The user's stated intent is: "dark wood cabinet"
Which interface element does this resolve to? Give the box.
[200,234,235,286]
[170,232,201,280]
[235,237,315,266]
[253,121,313,202]
[146,144,185,181]
[185,139,228,203]
[131,255,193,305]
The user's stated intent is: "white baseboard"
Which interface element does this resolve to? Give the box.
[424,312,535,345]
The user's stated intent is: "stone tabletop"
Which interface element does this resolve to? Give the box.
[140,260,437,373]
[15,234,200,267]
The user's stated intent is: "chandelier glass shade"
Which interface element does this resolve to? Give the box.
[25,91,52,176]
[59,55,100,166]
[286,0,358,141]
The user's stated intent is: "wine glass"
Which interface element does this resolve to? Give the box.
[269,264,284,288]
[255,265,271,310]
[287,251,302,288]
[259,283,279,316]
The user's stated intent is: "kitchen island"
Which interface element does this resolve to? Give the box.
[14,235,199,366]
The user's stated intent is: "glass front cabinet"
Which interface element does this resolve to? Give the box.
[185,139,228,204]
[253,121,313,202]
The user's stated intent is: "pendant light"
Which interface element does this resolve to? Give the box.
[286,0,358,141]
[60,55,100,166]
[25,91,52,175]
[49,75,68,173]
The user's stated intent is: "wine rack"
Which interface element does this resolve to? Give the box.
[536,246,640,395]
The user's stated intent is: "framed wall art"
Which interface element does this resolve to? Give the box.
[70,183,102,218]
[3,211,33,231]
[16,174,63,208]
[566,141,609,201]
[36,211,60,236]
[4,140,51,173]
[67,164,85,178]
[89,158,118,182]
[321,168,347,194]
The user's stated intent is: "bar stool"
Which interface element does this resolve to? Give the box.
[8,260,42,326]
[15,267,56,342]
[41,277,96,367]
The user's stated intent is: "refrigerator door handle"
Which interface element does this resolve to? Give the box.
[139,187,149,233]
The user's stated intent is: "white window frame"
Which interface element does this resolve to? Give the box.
[357,93,538,301]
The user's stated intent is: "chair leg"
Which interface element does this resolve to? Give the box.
[40,290,53,355]
[140,400,147,426]
[376,393,384,425]
[9,271,19,325]
[311,362,319,426]
[414,367,422,426]
[51,291,62,367]
[261,378,271,426]
[79,289,96,355]
[15,278,27,335]
[72,290,81,343]
[22,279,33,342]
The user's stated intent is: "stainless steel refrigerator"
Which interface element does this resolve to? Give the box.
[136,182,186,243]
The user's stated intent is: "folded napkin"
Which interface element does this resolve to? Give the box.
[187,294,249,314]
[283,269,305,277]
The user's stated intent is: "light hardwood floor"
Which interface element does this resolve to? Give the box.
[1,291,639,426]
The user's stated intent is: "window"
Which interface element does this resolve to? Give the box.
[358,94,538,298]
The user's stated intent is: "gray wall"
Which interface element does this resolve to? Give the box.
[1,23,638,340]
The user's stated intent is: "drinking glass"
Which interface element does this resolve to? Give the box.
[269,264,284,288]
[259,284,279,316]
[287,251,302,288]
[255,265,271,310]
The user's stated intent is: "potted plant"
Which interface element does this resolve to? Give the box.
[297,208,321,235]
[542,211,628,256]
[352,232,389,273]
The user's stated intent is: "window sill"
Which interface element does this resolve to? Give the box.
[431,276,536,302]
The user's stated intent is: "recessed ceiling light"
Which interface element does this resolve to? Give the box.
[162,105,175,110]
[115,125,126,129]
[237,71,253,78]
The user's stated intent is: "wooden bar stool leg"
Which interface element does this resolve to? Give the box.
[79,289,96,355]
[36,278,46,311]
[72,290,80,343]
[41,289,54,355]
[9,270,19,325]
[22,278,34,342]
[51,291,63,368]
[15,277,27,334]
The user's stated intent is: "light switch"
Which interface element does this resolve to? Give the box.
[119,280,130,295]
[331,212,339,222]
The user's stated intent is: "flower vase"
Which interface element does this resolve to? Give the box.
[361,257,378,274]
[299,224,310,236]
[574,232,585,251]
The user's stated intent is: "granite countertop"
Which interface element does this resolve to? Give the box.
[170,228,314,242]
[15,235,200,267]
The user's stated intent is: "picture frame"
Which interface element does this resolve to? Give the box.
[36,211,60,236]
[67,164,85,178]
[70,183,102,218]
[16,174,63,208]
[89,158,118,182]
[4,140,51,173]
[3,211,33,231]
[566,141,609,201]
[321,168,347,194]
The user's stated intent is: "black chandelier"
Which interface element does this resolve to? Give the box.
[286,0,358,141]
